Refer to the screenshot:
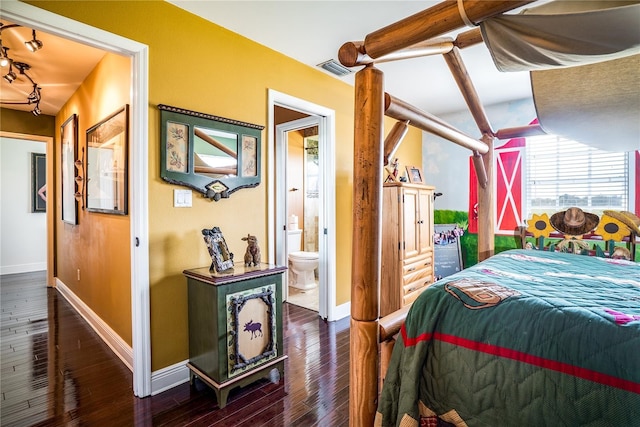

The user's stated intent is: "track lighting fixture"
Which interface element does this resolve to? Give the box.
[25,30,43,52]
[0,23,45,116]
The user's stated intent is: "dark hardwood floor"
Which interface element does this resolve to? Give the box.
[1,271,351,426]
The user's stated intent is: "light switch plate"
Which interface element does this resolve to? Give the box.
[174,189,192,207]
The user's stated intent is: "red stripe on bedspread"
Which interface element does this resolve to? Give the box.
[401,325,640,394]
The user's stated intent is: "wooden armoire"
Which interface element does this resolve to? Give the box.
[380,182,435,316]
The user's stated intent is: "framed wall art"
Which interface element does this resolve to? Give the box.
[61,114,78,224]
[86,105,129,215]
[159,104,263,201]
[31,152,46,213]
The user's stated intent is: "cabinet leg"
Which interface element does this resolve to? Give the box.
[268,367,281,384]
[218,389,229,409]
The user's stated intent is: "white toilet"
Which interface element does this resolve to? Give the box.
[287,228,319,290]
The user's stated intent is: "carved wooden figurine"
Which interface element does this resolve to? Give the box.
[242,234,261,267]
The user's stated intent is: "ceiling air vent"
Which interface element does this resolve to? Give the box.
[317,59,353,77]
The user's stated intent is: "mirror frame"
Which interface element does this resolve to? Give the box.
[159,104,263,201]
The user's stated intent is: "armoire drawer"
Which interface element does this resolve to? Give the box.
[403,254,432,273]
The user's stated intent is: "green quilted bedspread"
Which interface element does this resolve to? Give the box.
[377,249,640,427]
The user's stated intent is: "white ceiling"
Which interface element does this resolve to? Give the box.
[168,1,534,115]
[1,1,535,117]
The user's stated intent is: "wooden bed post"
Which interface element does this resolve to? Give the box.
[477,133,495,261]
[350,64,384,427]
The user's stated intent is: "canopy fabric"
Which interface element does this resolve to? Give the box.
[531,54,640,152]
[480,1,640,72]
[480,1,640,152]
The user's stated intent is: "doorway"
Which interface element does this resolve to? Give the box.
[2,2,151,397]
[277,116,322,312]
[267,90,337,321]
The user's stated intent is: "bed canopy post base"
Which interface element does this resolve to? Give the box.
[350,64,385,426]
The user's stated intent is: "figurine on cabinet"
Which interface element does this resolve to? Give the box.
[242,234,261,267]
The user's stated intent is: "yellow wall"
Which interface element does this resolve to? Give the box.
[26,0,423,371]
[55,52,133,344]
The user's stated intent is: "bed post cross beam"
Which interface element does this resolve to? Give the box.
[363,0,534,59]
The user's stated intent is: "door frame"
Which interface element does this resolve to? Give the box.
[267,90,337,320]
[2,0,152,397]
[276,116,322,306]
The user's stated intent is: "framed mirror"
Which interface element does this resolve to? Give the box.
[86,105,129,215]
[159,104,263,201]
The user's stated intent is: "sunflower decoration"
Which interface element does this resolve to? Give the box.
[595,213,632,242]
[603,210,640,237]
[526,213,554,239]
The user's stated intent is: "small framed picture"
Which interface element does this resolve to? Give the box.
[406,165,424,184]
[202,226,234,272]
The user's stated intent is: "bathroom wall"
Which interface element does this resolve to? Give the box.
[287,129,304,250]
[303,135,319,252]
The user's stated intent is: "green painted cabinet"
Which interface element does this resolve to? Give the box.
[183,264,287,408]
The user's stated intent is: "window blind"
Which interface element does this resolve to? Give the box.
[525,135,629,217]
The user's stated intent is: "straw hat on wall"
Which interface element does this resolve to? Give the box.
[549,207,599,236]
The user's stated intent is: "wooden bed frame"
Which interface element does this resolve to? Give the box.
[341,1,549,425]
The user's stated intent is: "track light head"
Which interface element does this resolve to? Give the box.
[27,84,41,103]
[3,64,16,83]
[0,47,9,67]
[32,104,41,116]
[25,30,43,52]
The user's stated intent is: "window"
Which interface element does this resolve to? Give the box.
[525,135,629,218]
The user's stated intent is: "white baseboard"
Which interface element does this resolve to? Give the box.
[56,279,133,371]
[151,361,190,395]
[0,262,47,275]
[332,301,351,321]
[54,279,351,398]
[56,278,190,396]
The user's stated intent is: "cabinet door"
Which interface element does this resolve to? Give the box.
[402,188,420,259]
[417,188,433,254]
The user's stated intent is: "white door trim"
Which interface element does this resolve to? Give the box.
[276,116,321,307]
[267,89,337,321]
[1,0,152,397]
